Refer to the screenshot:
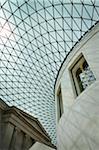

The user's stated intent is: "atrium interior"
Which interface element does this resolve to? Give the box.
[0,0,99,150]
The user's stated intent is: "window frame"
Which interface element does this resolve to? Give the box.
[70,54,96,97]
[57,85,63,121]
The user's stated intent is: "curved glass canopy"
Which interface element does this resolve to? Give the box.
[0,0,99,144]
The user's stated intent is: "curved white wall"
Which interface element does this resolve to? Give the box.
[55,23,99,150]
[29,142,55,150]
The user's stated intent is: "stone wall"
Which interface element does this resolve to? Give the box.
[0,99,56,150]
[29,142,55,150]
[0,101,35,150]
[55,23,99,150]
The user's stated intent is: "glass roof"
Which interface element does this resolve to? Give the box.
[0,0,99,144]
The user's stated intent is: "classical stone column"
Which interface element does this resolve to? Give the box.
[22,134,35,150]
[2,123,14,150]
[9,127,24,150]
[0,109,3,150]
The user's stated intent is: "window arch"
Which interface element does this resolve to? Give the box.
[71,54,96,96]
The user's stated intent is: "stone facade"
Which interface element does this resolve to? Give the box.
[29,142,56,150]
[55,23,99,150]
[0,99,56,150]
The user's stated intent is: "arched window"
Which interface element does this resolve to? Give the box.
[71,54,96,96]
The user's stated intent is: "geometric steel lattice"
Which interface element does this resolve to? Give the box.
[0,0,99,145]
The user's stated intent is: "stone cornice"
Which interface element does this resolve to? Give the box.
[0,99,56,149]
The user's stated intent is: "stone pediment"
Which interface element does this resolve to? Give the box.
[0,99,56,150]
